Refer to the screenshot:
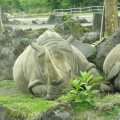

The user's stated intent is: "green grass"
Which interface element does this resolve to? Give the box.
[1,80,120,119]
[73,94,120,120]
[0,94,54,114]
[0,80,54,117]
[97,94,120,120]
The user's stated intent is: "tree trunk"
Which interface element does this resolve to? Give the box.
[104,0,118,38]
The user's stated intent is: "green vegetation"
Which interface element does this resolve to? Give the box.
[74,93,120,119]
[62,13,68,21]
[1,76,120,119]
[65,19,90,34]
[56,71,120,119]
[6,106,27,119]
[0,94,54,114]
[24,28,48,35]
[54,19,90,38]
[0,80,54,117]
[57,71,102,106]
[0,93,54,119]
[96,93,120,120]
[3,26,13,31]
[0,0,104,14]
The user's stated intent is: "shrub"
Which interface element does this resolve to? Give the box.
[63,13,68,21]
[57,71,103,107]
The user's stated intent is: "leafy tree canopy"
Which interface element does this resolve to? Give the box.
[0,0,105,13]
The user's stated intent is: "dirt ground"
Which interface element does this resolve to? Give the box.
[0,79,22,96]
[0,88,21,96]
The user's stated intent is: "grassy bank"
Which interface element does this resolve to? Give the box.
[0,80,120,119]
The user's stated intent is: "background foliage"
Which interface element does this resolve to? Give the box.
[0,0,105,14]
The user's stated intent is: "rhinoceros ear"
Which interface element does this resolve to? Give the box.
[31,42,43,52]
[66,35,74,44]
[106,62,120,81]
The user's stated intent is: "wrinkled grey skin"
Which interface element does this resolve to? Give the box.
[13,30,100,100]
[100,44,120,93]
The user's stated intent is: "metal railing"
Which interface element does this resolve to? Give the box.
[53,6,120,14]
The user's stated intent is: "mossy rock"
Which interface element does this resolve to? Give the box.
[65,19,90,34]
[3,26,13,31]
[0,105,27,120]
[25,28,48,35]
[54,19,90,37]
[41,101,74,120]
[7,107,27,119]
[13,44,25,58]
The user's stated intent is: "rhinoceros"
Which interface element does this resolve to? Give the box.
[13,30,100,100]
[100,44,120,92]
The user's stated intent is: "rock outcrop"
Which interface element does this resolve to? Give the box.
[0,105,27,120]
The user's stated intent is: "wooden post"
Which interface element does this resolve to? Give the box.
[100,2,105,40]
[0,7,3,31]
[104,0,118,38]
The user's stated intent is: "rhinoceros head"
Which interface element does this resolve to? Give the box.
[31,35,75,99]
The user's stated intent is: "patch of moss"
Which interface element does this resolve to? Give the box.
[54,19,90,37]
[13,44,25,58]
[25,28,48,35]
[6,106,27,119]
[3,26,13,31]
[64,19,90,35]
[47,101,72,113]
[54,28,63,33]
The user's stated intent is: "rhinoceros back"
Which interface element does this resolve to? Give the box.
[103,44,120,78]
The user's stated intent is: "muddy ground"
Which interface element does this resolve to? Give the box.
[0,88,21,96]
[0,80,21,96]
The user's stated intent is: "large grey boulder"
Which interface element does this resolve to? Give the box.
[55,15,64,24]
[54,19,90,39]
[15,28,25,37]
[0,31,16,80]
[2,13,9,23]
[0,36,26,80]
[77,18,89,24]
[41,101,74,120]
[47,14,64,24]
[92,12,102,32]
[47,14,56,24]
[96,28,120,69]
[80,32,99,44]
[0,105,27,120]
[0,46,15,80]
[72,40,97,60]
[29,112,42,120]
[32,19,45,25]
[0,29,35,80]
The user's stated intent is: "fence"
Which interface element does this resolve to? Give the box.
[53,6,120,14]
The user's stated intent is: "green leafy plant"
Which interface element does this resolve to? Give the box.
[58,71,103,106]
[63,13,68,21]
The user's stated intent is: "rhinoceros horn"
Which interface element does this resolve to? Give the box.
[31,42,43,51]
[66,35,74,44]
[45,48,62,83]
